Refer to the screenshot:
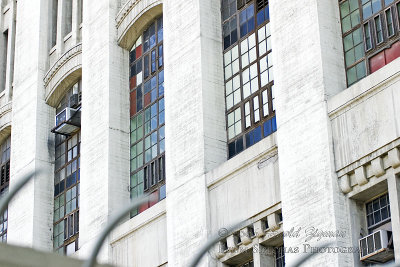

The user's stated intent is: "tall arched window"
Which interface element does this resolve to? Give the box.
[129,16,165,216]
[221,0,276,159]
[53,80,81,254]
[0,136,10,243]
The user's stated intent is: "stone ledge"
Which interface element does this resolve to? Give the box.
[338,141,400,194]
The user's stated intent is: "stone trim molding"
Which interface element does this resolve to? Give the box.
[116,0,162,50]
[338,140,400,194]
[215,205,283,262]
[328,58,400,120]
[44,43,82,107]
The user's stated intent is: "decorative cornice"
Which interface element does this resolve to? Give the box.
[44,43,82,87]
[116,0,140,27]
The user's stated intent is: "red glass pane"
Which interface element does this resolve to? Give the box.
[149,190,158,207]
[136,45,142,58]
[139,202,149,213]
[130,76,137,90]
[144,92,151,107]
[130,90,137,117]
[369,51,386,73]
[385,41,400,65]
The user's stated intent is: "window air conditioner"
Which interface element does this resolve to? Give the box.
[359,230,394,263]
[69,93,80,108]
[53,107,81,135]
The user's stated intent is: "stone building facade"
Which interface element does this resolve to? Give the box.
[1,0,400,266]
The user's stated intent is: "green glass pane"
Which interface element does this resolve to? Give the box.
[131,130,137,143]
[131,158,137,171]
[131,173,138,187]
[340,1,350,18]
[130,117,137,130]
[353,28,363,45]
[145,149,151,163]
[138,170,144,183]
[131,186,138,199]
[345,49,356,67]
[137,141,143,154]
[343,34,353,51]
[145,108,151,122]
[145,136,151,149]
[138,182,144,194]
[347,66,357,86]
[54,197,59,209]
[350,10,360,27]
[137,126,143,140]
[349,0,359,11]
[130,208,138,217]
[137,154,143,168]
[60,195,64,206]
[342,16,351,33]
[145,122,151,135]
[354,43,365,61]
[66,189,72,202]
[54,209,59,221]
[137,113,143,126]
[356,61,366,79]
[130,145,136,159]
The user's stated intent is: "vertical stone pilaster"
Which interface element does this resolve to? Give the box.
[8,0,55,251]
[270,0,352,265]
[79,0,129,262]
[164,0,226,265]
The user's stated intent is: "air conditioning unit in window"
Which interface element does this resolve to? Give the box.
[69,93,80,108]
[53,107,81,135]
[359,230,394,263]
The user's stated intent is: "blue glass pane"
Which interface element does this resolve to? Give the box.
[143,30,150,52]
[236,138,244,154]
[372,0,381,13]
[159,184,166,200]
[149,24,156,49]
[159,98,164,111]
[159,82,164,97]
[130,50,136,64]
[159,126,165,139]
[151,76,157,89]
[228,142,235,158]
[130,64,136,78]
[159,111,165,125]
[245,132,253,147]
[54,183,59,197]
[385,0,394,5]
[136,86,143,111]
[257,10,265,26]
[136,59,142,74]
[151,89,157,102]
[264,120,272,137]
[254,126,262,143]
[157,17,163,42]
[144,55,149,78]
[363,3,372,19]
[144,80,151,94]
[271,116,277,132]
[59,180,65,193]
